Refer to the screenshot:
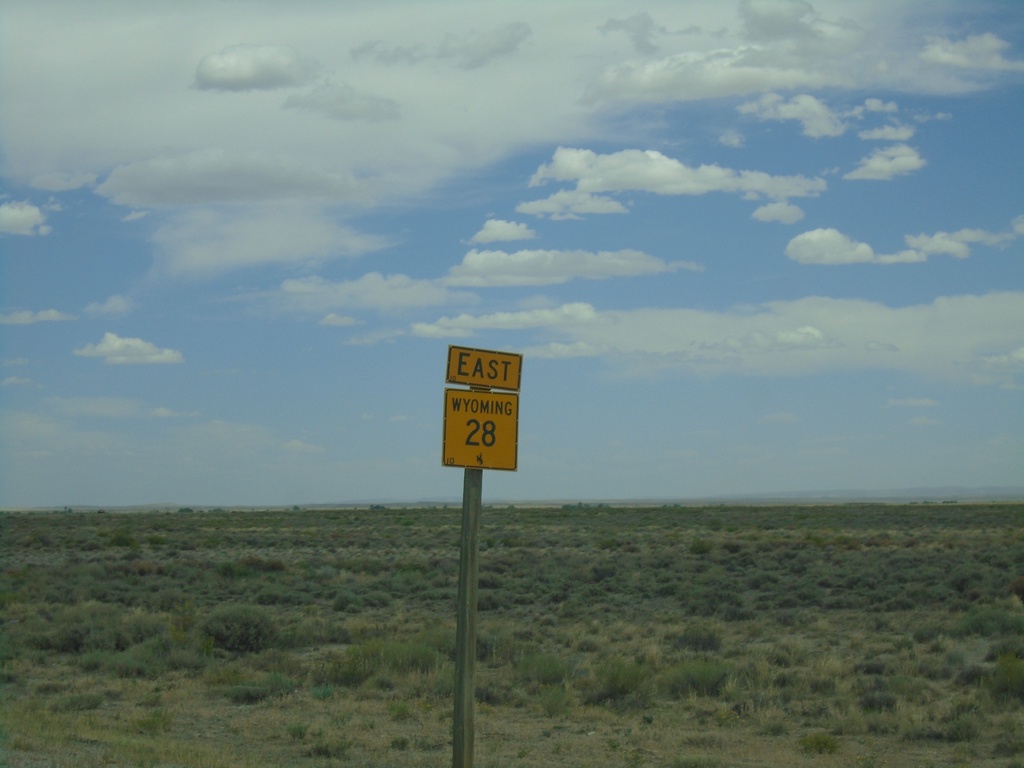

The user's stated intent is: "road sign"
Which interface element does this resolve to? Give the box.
[446,345,522,391]
[443,388,518,471]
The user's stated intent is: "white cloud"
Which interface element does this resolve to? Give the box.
[785,228,921,265]
[73,332,183,365]
[1,377,33,387]
[584,48,836,105]
[752,201,804,224]
[516,189,629,219]
[30,172,97,191]
[411,302,598,338]
[0,201,50,236]
[0,309,75,325]
[599,12,668,55]
[738,93,847,137]
[530,147,826,202]
[515,293,1024,384]
[863,98,898,113]
[318,313,359,327]
[888,398,938,408]
[982,346,1024,368]
[858,124,915,141]
[843,143,925,180]
[194,44,315,91]
[469,219,537,244]
[282,439,325,455]
[920,34,1024,72]
[905,227,1014,259]
[96,150,365,207]
[284,82,400,121]
[718,130,745,148]
[151,205,390,278]
[274,273,468,313]
[437,22,532,69]
[443,248,700,287]
[792,214,1024,266]
[85,295,136,316]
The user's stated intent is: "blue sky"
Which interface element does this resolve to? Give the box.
[2,0,1023,507]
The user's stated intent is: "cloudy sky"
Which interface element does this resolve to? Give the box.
[2,0,1023,507]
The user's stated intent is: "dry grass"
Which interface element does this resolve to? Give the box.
[2,502,1023,767]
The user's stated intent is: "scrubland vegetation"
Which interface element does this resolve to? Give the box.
[2,502,1023,767]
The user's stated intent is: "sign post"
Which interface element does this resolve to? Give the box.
[443,345,521,768]
[452,467,481,768]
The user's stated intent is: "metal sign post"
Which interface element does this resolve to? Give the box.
[452,467,482,768]
[443,345,521,768]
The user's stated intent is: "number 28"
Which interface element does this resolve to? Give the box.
[465,419,496,447]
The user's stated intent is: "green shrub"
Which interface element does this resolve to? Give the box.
[798,732,840,754]
[990,654,1024,701]
[202,605,277,653]
[304,737,353,758]
[313,640,441,687]
[662,660,730,698]
[587,657,652,707]
[518,653,569,685]
[670,624,722,653]
[958,606,1024,637]
[539,685,573,717]
[689,538,713,555]
[225,673,299,704]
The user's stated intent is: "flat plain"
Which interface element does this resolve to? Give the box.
[2,502,1023,767]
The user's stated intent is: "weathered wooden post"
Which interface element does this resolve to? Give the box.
[452,467,482,768]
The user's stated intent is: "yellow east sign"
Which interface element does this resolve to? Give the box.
[443,388,518,471]
[446,345,522,391]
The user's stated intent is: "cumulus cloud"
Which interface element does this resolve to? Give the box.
[443,248,700,287]
[858,124,915,141]
[151,206,390,278]
[194,44,315,91]
[752,201,804,224]
[786,229,920,265]
[843,144,925,180]
[718,130,745,148]
[74,332,183,365]
[469,219,537,244]
[920,33,1024,72]
[528,147,826,205]
[738,93,847,137]
[85,295,136,317]
[284,82,400,121]
[0,309,75,324]
[488,292,1024,384]
[905,227,1014,259]
[516,190,628,219]
[787,213,1024,265]
[0,201,50,236]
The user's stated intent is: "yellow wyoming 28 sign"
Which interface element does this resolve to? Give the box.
[443,388,518,471]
